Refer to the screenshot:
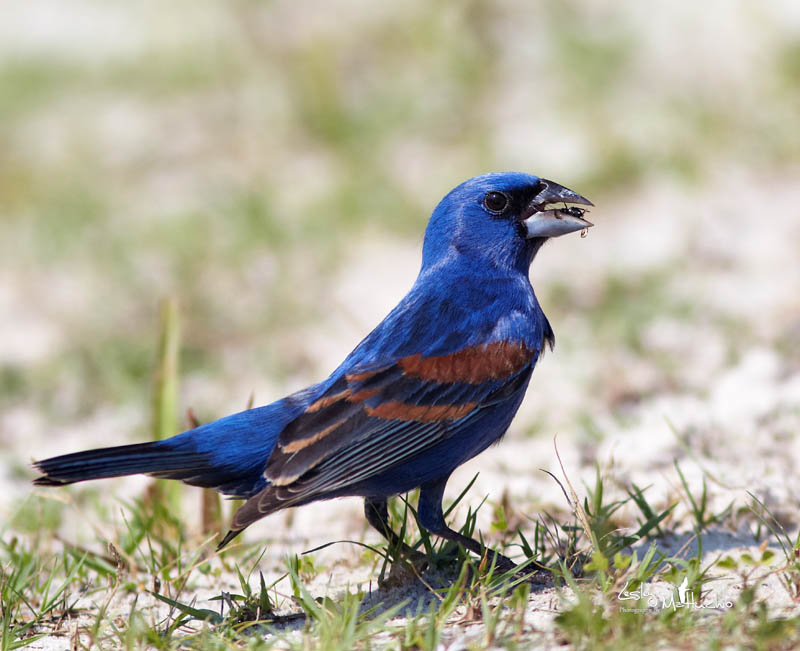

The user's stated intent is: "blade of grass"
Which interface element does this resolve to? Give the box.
[150,297,182,518]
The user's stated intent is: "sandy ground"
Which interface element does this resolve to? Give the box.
[6,168,800,648]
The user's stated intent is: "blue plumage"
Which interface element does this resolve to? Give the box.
[33,172,593,572]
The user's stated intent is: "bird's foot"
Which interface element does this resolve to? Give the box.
[381,545,430,588]
[477,549,551,586]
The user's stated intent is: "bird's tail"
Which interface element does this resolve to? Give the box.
[32,441,208,487]
[31,398,312,498]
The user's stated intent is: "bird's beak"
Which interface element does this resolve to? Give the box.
[521,179,594,239]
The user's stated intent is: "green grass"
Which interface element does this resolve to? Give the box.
[9,452,800,648]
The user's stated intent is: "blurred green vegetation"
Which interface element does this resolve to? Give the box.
[0,0,797,432]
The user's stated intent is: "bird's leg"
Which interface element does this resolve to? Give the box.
[364,498,428,567]
[417,477,519,574]
[364,497,401,547]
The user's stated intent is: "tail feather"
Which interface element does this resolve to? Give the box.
[32,441,210,486]
[32,399,311,501]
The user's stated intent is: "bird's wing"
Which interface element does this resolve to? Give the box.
[229,340,536,531]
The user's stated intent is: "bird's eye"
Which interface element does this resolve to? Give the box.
[483,191,509,214]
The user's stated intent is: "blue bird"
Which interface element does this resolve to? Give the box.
[33,172,593,572]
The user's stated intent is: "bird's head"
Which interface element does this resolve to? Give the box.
[421,172,593,273]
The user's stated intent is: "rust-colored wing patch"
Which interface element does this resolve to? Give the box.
[365,400,476,422]
[280,420,347,453]
[398,341,534,384]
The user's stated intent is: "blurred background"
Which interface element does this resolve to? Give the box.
[1,0,799,548]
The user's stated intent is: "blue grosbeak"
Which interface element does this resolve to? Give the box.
[33,172,592,572]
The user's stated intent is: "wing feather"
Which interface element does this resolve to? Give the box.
[229,342,537,531]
